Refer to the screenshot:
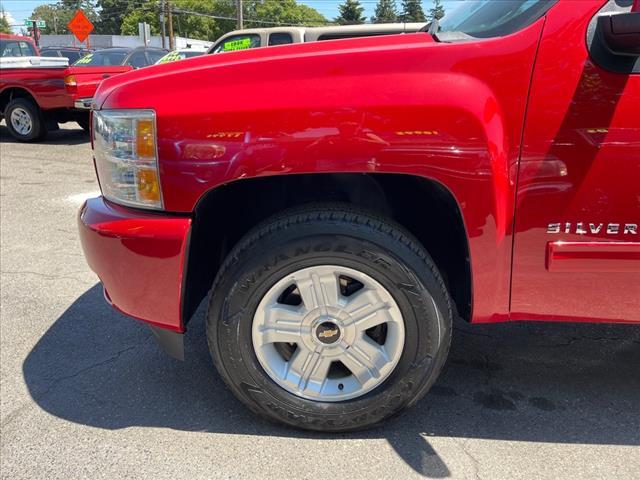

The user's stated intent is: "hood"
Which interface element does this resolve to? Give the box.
[94,32,434,109]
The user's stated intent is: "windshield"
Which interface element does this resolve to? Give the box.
[73,51,128,66]
[437,0,555,38]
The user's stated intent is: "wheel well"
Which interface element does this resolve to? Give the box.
[0,88,36,114]
[183,173,472,326]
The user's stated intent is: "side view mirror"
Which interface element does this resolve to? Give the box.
[597,12,640,56]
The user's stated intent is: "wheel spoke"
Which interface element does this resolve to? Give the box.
[345,289,392,332]
[258,305,305,344]
[296,270,341,311]
[286,346,332,392]
[339,347,378,386]
[340,336,390,386]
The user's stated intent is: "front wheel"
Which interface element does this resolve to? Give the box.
[4,98,45,142]
[206,204,453,431]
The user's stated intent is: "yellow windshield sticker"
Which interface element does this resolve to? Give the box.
[158,51,182,63]
[74,53,93,65]
[222,37,253,52]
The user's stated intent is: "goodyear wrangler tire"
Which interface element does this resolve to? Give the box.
[206,204,452,431]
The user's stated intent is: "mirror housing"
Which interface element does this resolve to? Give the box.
[597,12,640,56]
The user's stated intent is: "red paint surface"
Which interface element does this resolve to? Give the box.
[84,0,639,331]
[78,197,191,331]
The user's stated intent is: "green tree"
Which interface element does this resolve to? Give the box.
[249,0,326,27]
[120,0,327,42]
[27,1,98,35]
[335,0,365,25]
[0,10,12,34]
[371,0,398,23]
[401,0,425,22]
[428,0,445,21]
[120,0,162,36]
[95,0,131,35]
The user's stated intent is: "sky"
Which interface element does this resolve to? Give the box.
[1,0,456,33]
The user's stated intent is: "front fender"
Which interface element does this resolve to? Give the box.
[104,19,546,322]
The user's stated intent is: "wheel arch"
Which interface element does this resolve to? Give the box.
[182,172,472,328]
[0,87,39,114]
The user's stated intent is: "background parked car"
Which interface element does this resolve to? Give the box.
[40,46,92,64]
[65,46,167,112]
[208,23,427,54]
[72,46,167,68]
[0,33,39,57]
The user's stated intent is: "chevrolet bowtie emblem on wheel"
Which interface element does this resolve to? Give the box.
[318,328,339,339]
[547,222,637,235]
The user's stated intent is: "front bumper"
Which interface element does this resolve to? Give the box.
[78,197,191,355]
[74,98,93,110]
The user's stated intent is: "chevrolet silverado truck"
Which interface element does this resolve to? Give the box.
[79,0,640,431]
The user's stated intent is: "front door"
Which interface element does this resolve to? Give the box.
[511,0,640,322]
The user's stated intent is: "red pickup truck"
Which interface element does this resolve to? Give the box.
[0,58,93,140]
[0,46,163,141]
[78,0,639,432]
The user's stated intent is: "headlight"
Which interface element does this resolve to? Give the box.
[93,109,163,210]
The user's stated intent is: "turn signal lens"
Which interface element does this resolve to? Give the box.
[136,119,155,158]
[64,74,77,87]
[136,168,161,203]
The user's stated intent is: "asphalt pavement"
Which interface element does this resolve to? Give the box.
[1,123,639,479]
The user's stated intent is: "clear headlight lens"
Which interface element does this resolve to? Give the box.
[93,109,163,210]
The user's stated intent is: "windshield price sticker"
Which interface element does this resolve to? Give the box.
[222,38,253,52]
[158,52,182,63]
[74,54,93,65]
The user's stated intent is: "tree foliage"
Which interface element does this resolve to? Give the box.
[0,10,12,34]
[371,0,398,24]
[401,0,425,22]
[22,0,326,42]
[119,0,326,41]
[428,0,445,21]
[27,1,98,35]
[335,0,365,25]
[249,0,326,27]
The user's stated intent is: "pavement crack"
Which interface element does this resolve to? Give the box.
[455,439,483,480]
[1,344,141,430]
[1,270,88,284]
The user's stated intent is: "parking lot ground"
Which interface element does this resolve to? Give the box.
[1,123,639,480]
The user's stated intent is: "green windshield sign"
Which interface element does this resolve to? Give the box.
[222,37,253,52]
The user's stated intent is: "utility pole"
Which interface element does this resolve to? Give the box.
[167,0,174,50]
[53,14,58,34]
[31,20,40,47]
[160,0,166,49]
[236,0,243,29]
